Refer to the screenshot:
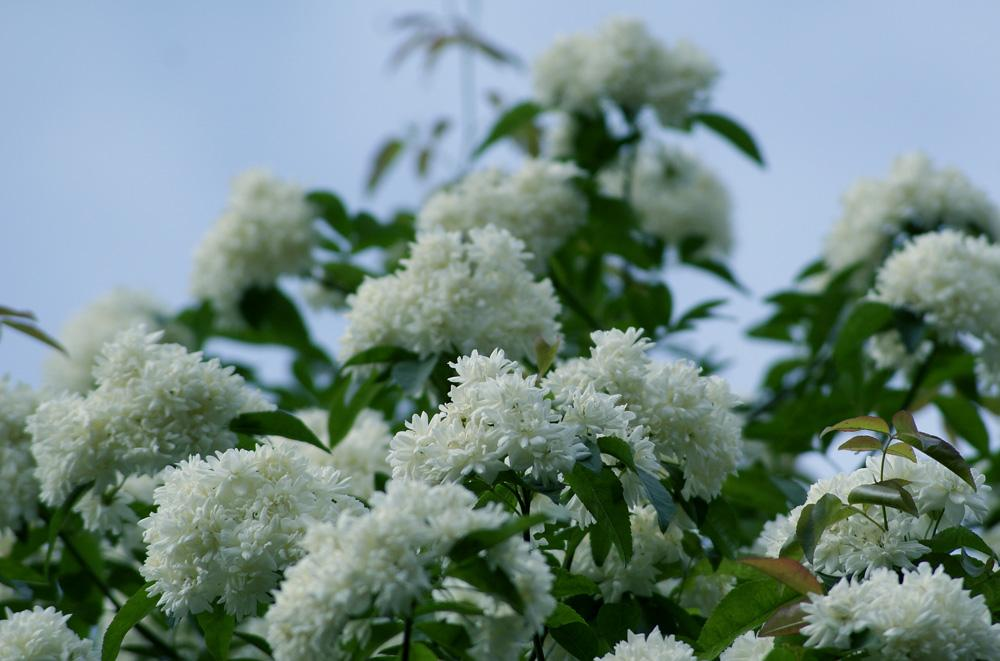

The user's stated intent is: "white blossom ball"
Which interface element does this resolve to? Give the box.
[0,607,97,661]
[597,627,697,661]
[191,169,317,327]
[0,377,40,531]
[140,442,362,619]
[719,631,775,661]
[340,226,561,362]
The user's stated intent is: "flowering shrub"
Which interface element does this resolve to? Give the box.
[3,14,1000,661]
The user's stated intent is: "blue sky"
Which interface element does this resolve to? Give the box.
[3,1,1000,396]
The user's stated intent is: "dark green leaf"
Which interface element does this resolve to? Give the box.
[2,319,66,354]
[414,600,484,616]
[552,570,600,598]
[687,112,765,165]
[233,632,272,656]
[696,578,799,658]
[834,301,893,365]
[792,493,856,563]
[547,603,600,661]
[229,410,327,453]
[739,558,823,595]
[597,436,637,471]
[366,137,405,192]
[101,584,159,661]
[197,606,236,660]
[446,556,524,613]
[343,345,418,367]
[473,101,543,157]
[922,527,996,557]
[0,556,47,586]
[449,513,548,561]
[896,428,977,489]
[306,190,350,237]
[935,395,989,456]
[328,372,385,448]
[564,464,632,562]
[46,481,93,574]
[847,481,918,517]
[390,354,438,395]
[638,469,675,531]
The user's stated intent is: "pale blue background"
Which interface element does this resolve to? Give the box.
[4,1,1000,401]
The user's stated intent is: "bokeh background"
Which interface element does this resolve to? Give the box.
[4,0,1000,396]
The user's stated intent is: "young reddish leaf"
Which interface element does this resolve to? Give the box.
[759,598,809,637]
[740,557,823,595]
[820,415,889,438]
[892,410,918,437]
[837,435,883,453]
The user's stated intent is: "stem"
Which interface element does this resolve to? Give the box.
[855,509,887,533]
[532,633,547,661]
[931,510,944,538]
[59,532,179,659]
[401,617,413,661]
[879,444,890,529]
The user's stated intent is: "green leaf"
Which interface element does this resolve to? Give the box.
[229,410,327,453]
[449,513,548,561]
[390,354,438,395]
[758,597,809,637]
[681,255,747,292]
[820,415,889,438]
[343,345,418,367]
[564,464,632,562]
[892,410,918,437]
[791,493,856,563]
[670,298,727,333]
[895,427,977,489]
[306,190,350,237]
[546,603,600,661]
[696,578,799,658]
[414,600,484,616]
[473,101,543,156]
[328,372,385,448]
[101,584,159,661]
[0,556,47,586]
[46,481,94,575]
[739,557,823,595]
[833,301,893,365]
[848,481,918,517]
[534,335,560,378]
[233,632,272,657]
[922,527,996,557]
[837,435,883,453]
[935,395,989,456]
[365,137,405,192]
[885,442,917,462]
[687,112,765,165]
[637,469,676,531]
[446,556,524,613]
[552,570,600,598]
[197,605,236,660]
[1,318,66,354]
[597,436,637,471]
[0,305,35,319]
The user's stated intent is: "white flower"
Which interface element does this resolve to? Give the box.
[872,230,1000,386]
[601,145,732,256]
[0,377,40,531]
[265,480,554,661]
[0,606,97,661]
[754,456,989,576]
[597,626,697,661]
[270,408,391,500]
[719,631,775,661]
[417,159,587,268]
[140,442,361,619]
[43,288,178,393]
[390,349,588,485]
[28,327,272,508]
[546,328,743,500]
[533,18,717,127]
[802,564,1000,660]
[866,329,933,373]
[824,152,999,274]
[340,226,561,362]
[573,506,687,602]
[191,169,317,327]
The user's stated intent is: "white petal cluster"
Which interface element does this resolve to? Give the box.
[533,18,717,126]
[802,563,1000,659]
[43,288,176,393]
[573,505,686,602]
[546,328,743,500]
[872,230,1000,383]
[602,146,732,256]
[719,631,774,661]
[0,606,97,661]
[417,159,587,268]
[390,349,592,485]
[340,226,561,362]
[597,627,696,661]
[140,442,361,619]
[824,152,999,274]
[755,455,989,576]
[0,378,40,531]
[28,327,272,508]
[191,169,317,327]
[866,329,933,373]
[265,480,554,661]
[271,408,391,500]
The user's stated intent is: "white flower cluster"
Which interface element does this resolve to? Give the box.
[0,378,40,532]
[601,145,732,255]
[573,505,686,602]
[391,348,660,488]
[191,169,317,327]
[270,407,391,500]
[28,327,272,510]
[755,455,989,576]
[140,442,361,619]
[0,606,97,661]
[546,328,743,500]
[265,480,554,661]
[871,229,1000,384]
[417,159,587,268]
[43,288,175,393]
[719,631,775,661]
[533,18,718,126]
[802,563,1000,659]
[340,226,561,362]
[824,152,1000,274]
[597,627,696,661]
